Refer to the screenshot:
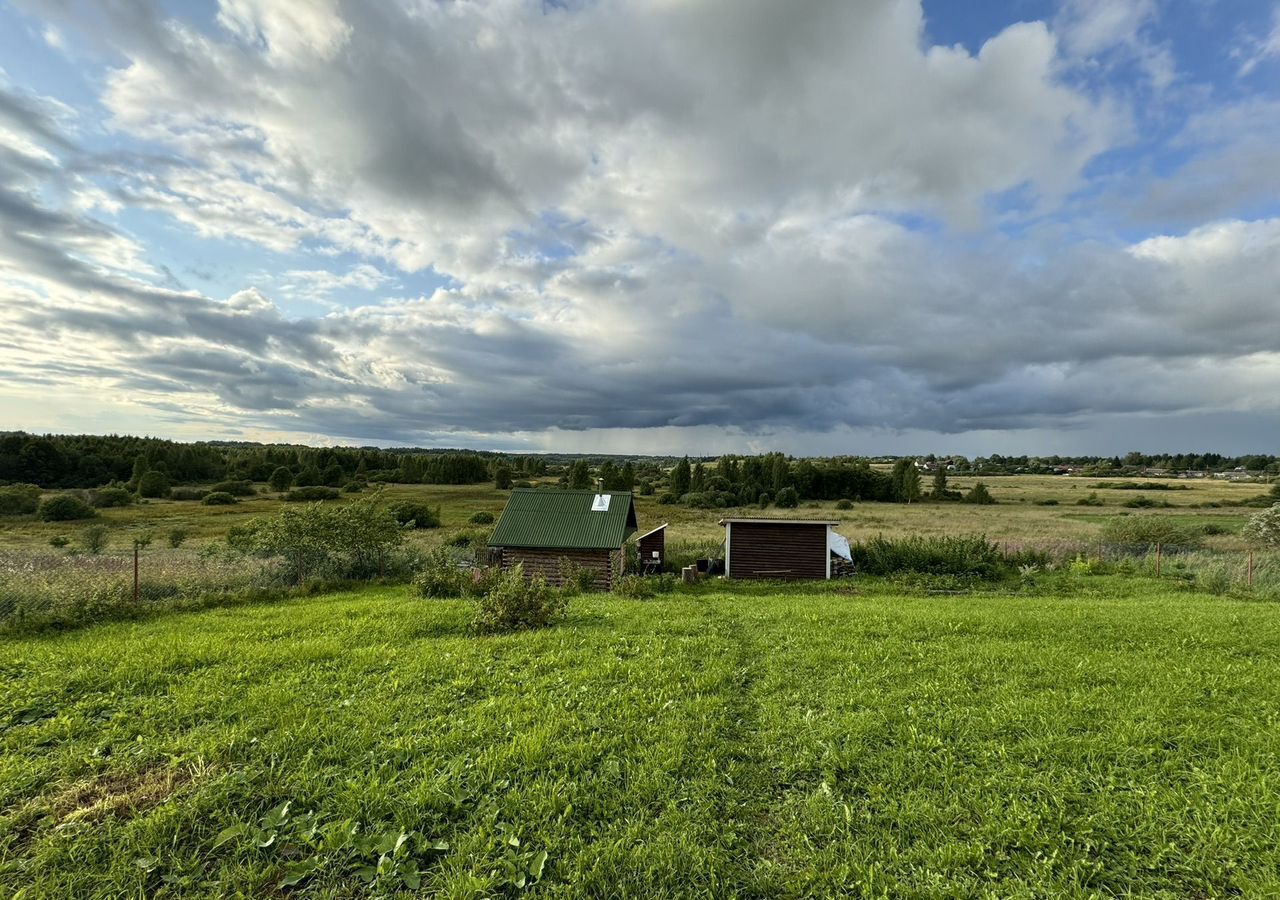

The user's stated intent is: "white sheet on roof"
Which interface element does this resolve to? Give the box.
[828,530,852,561]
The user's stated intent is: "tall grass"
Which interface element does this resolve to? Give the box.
[0,549,270,632]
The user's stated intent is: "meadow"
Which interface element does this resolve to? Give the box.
[3,579,1279,897]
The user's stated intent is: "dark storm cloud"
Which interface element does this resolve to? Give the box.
[2,0,1280,451]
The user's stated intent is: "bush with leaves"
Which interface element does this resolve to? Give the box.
[234,493,405,583]
[168,528,189,549]
[89,486,134,508]
[0,483,41,516]
[37,494,95,521]
[1243,504,1280,549]
[468,510,495,525]
[210,480,256,496]
[171,488,208,501]
[268,466,294,492]
[557,557,598,594]
[1075,492,1104,506]
[414,547,468,598]
[202,491,238,506]
[80,525,109,555]
[834,498,854,510]
[472,565,568,634]
[774,486,800,508]
[136,470,171,498]
[962,483,996,505]
[285,486,340,502]
[389,501,441,529]
[49,535,70,549]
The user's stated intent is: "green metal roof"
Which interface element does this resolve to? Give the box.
[489,488,637,550]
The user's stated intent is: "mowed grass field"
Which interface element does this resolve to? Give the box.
[3,582,1279,897]
[0,473,1269,553]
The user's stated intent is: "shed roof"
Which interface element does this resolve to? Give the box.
[636,523,668,541]
[718,517,839,526]
[489,488,637,550]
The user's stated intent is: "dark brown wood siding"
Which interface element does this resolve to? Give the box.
[727,522,827,580]
[500,547,619,590]
[638,528,665,572]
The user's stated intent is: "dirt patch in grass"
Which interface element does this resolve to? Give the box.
[5,764,200,850]
[53,765,195,824]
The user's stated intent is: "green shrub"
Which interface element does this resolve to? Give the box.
[168,528,189,549]
[268,466,294,492]
[389,501,441,529]
[557,558,598,594]
[210,480,256,496]
[852,535,1005,578]
[962,483,996,505]
[774,486,800,509]
[1033,499,1059,506]
[834,498,854,510]
[89,486,134,508]
[37,494,95,522]
[136,470,171,498]
[468,511,495,525]
[49,535,70,549]
[1122,495,1172,509]
[414,547,467,598]
[1101,516,1204,549]
[613,574,654,599]
[343,481,363,493]
[285,487,340,502]
[81,525,109,555]
[757,492,771,509]
[472,565,567,634]
[1075,492,1104,506]
[0,484,42,515]
[1242,504,1280,549]
[202,491,238,506]
[171,488,208,501]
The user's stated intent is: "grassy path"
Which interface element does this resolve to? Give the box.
[2,585,1279,897]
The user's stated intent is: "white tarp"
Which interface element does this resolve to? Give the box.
[827,529,852,561]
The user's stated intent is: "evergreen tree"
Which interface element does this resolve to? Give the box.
[931,466,949,498]
[669,457,691,496]
[691,462,706,492]
[494,463,514,490]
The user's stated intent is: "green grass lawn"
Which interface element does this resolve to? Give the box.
[3,583,1279,897]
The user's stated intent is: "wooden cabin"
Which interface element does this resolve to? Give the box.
[489,489,637,589]
[636,523,667,575]
[719,517,850,580]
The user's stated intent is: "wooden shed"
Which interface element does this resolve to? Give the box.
[636,523,667,575]
[489,489,637,589]
[719,517,848,580]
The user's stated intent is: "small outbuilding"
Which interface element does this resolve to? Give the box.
[489,488,637,589]
[636,523,667,575]
[719,517,851,580]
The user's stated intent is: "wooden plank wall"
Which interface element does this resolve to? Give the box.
[728,522,827,580]
[638,529,665,572]
[500,547,618,590]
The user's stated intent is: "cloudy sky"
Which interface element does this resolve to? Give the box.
[1,0,1278,456]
